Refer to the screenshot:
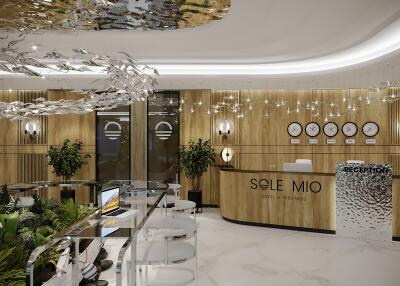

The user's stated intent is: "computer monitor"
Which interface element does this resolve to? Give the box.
[100,227,119,237]
[101,187,120,215]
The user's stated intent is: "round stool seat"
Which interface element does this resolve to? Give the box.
[145,216,197,239]
[171,200,196,212]
[135,240,196,265]
[147,195,177,208]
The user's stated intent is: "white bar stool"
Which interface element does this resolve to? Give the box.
[168,183,181,199]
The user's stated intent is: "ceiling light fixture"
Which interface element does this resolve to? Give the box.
[0,35,158,120]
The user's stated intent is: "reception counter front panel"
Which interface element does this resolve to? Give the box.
[220,169,336,233]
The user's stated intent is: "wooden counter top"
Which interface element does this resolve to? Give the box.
[220,168,335,176]
[221,168,400,179]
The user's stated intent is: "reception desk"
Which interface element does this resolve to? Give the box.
[220,169,400,238]
[220,169,337,233]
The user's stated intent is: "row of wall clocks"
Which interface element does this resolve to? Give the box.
[287,122,379,138]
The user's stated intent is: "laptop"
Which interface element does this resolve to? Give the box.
[100,187,134,217]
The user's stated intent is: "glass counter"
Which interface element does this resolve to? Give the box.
[23,180,170,286]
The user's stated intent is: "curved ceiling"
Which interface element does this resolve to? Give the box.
[3,0,400,89]
[17,0,400,62]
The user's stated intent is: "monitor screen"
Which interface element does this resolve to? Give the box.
[101,187,120,214]
[101,227,119,237]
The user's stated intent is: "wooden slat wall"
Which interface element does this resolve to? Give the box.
[47,90,96,184]
[17,153,48,183]
[179,90,212,204]
[0,90,19,185]
[389,87,400,176]
[180,88,400,206]
[0,90,96,203]
[17,90,48,145]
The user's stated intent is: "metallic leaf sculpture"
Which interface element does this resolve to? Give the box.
[0,33,158,120]
[0,0,230,31]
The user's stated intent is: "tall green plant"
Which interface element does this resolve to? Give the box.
[47,139,90,180]
[178,139,215,191]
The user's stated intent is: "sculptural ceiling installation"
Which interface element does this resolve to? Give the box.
[0,1,230,120]
[0,0,230,31]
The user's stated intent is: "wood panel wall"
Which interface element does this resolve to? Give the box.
[180,89,400,206]
[0,90,96,203]
[0,90,18,185]
[131,101,147,181]
[179,90,213,204]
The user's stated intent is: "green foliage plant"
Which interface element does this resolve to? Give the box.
[47,139,90,180]
[30,194,47,215]
[0,193,93,285]
[0,212,19,243]
[0,247,26,286]
[178,138,215,191]
[57,198,89,228]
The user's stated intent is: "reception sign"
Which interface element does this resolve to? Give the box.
[336,163,392,241]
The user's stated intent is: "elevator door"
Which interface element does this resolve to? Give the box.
[96,107,130,181]
[147,91,180,183]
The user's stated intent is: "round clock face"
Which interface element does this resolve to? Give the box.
[342,122,358,137]
[323,122,339,137]
[362,122,379,137]
[305,122,320,137]
[287,122,302,137]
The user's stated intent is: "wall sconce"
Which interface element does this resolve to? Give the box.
[24,118,40,139]
[221,147,234,163]
[218,120,231,140]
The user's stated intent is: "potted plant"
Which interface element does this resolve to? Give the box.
[47,139,90,201]
[178,139,215,212]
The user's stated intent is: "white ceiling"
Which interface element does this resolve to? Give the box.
[3,0,400,89]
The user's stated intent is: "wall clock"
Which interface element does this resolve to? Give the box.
[362,122,379,137]
[287,122,302,137]
[323,122,339,137]
[305,122,320,137]
[342,122,358,137]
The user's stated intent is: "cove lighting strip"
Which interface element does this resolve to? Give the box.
[150,18,400,75]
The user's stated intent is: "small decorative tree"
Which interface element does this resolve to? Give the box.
[179,139,215,192]
[47,139,90,181]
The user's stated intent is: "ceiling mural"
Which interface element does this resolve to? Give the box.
[0,0,230,31]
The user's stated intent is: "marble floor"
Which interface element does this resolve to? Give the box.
[101,208,400,286]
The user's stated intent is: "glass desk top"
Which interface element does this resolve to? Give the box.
[56,189,168,239]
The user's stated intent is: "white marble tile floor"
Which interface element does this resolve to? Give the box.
[100,208,400,286]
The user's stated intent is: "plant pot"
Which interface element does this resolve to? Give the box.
[33,264,57,286]
[188,190,202,213]
[60,187,75,202]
